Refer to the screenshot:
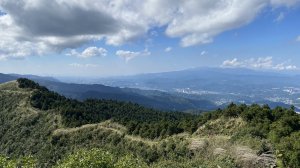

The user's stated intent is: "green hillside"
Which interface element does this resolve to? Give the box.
[0,79,299,168]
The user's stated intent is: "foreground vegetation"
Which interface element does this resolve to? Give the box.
[0,78,299,167]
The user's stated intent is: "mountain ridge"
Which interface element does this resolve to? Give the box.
[0,79,299,167]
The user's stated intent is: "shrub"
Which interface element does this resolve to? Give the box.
[56,149,114,168]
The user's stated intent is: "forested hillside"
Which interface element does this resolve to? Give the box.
[0,79,299,167]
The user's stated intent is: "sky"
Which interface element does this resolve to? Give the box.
[0,0,300,77]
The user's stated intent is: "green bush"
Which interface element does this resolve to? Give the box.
[17,78,48,91]
[56,149,148,168]
[56,149,114,168]
[114,155,148,168]
[0,155,36,168]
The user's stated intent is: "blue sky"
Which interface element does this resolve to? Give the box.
[0,0,299,77]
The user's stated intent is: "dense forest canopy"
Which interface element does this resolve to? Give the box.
[17,78,199,139]
[0,78,298,167]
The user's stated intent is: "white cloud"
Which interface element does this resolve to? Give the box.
[67,47,107,58]
[0,55,6,61]
[0,0,299,59]
[222,58,242,67]
[0,14,48,60]
[165,47,172,52]
[274,63,297,70]
[165,1,269,47]
[251,57,273,69]
[69,63,99,68]
[296,36,300,42]
[285,65,298,70]
[221,57,298,70]
[116,49,150,62]
[275,12,285,22]
[201,51,207,56]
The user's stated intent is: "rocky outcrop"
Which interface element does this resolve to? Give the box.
[189,139,208,151]
[234,146,276,168]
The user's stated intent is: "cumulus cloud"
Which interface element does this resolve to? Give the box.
[165,1,268,47]
[221,57,298,70]
[165,47,172,52]
[0,14,47,60]
[274,63,297,70]
[0,0,299,59]
[222,58,242,67]
[116,49,150,62]
[67,47,107,58]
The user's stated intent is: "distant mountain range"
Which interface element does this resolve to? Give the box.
[76,67,300,110]
[0,73,18,83]
[0,73,216,112]
[1,67,300,111]
[92,68,300,91]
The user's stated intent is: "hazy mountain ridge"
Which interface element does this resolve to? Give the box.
[92,68,300,111]
[0,73,18,83]
[0,73,217,111]
[1,67,300,111]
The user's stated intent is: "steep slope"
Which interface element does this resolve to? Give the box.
[0,81,61,165]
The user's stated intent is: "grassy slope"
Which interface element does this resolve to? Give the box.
[0,81,62,165]
[0,81,277,168]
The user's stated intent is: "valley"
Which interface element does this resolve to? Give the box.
[70,68,300,111]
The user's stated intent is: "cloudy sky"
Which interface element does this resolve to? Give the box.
[0,0,299,77]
